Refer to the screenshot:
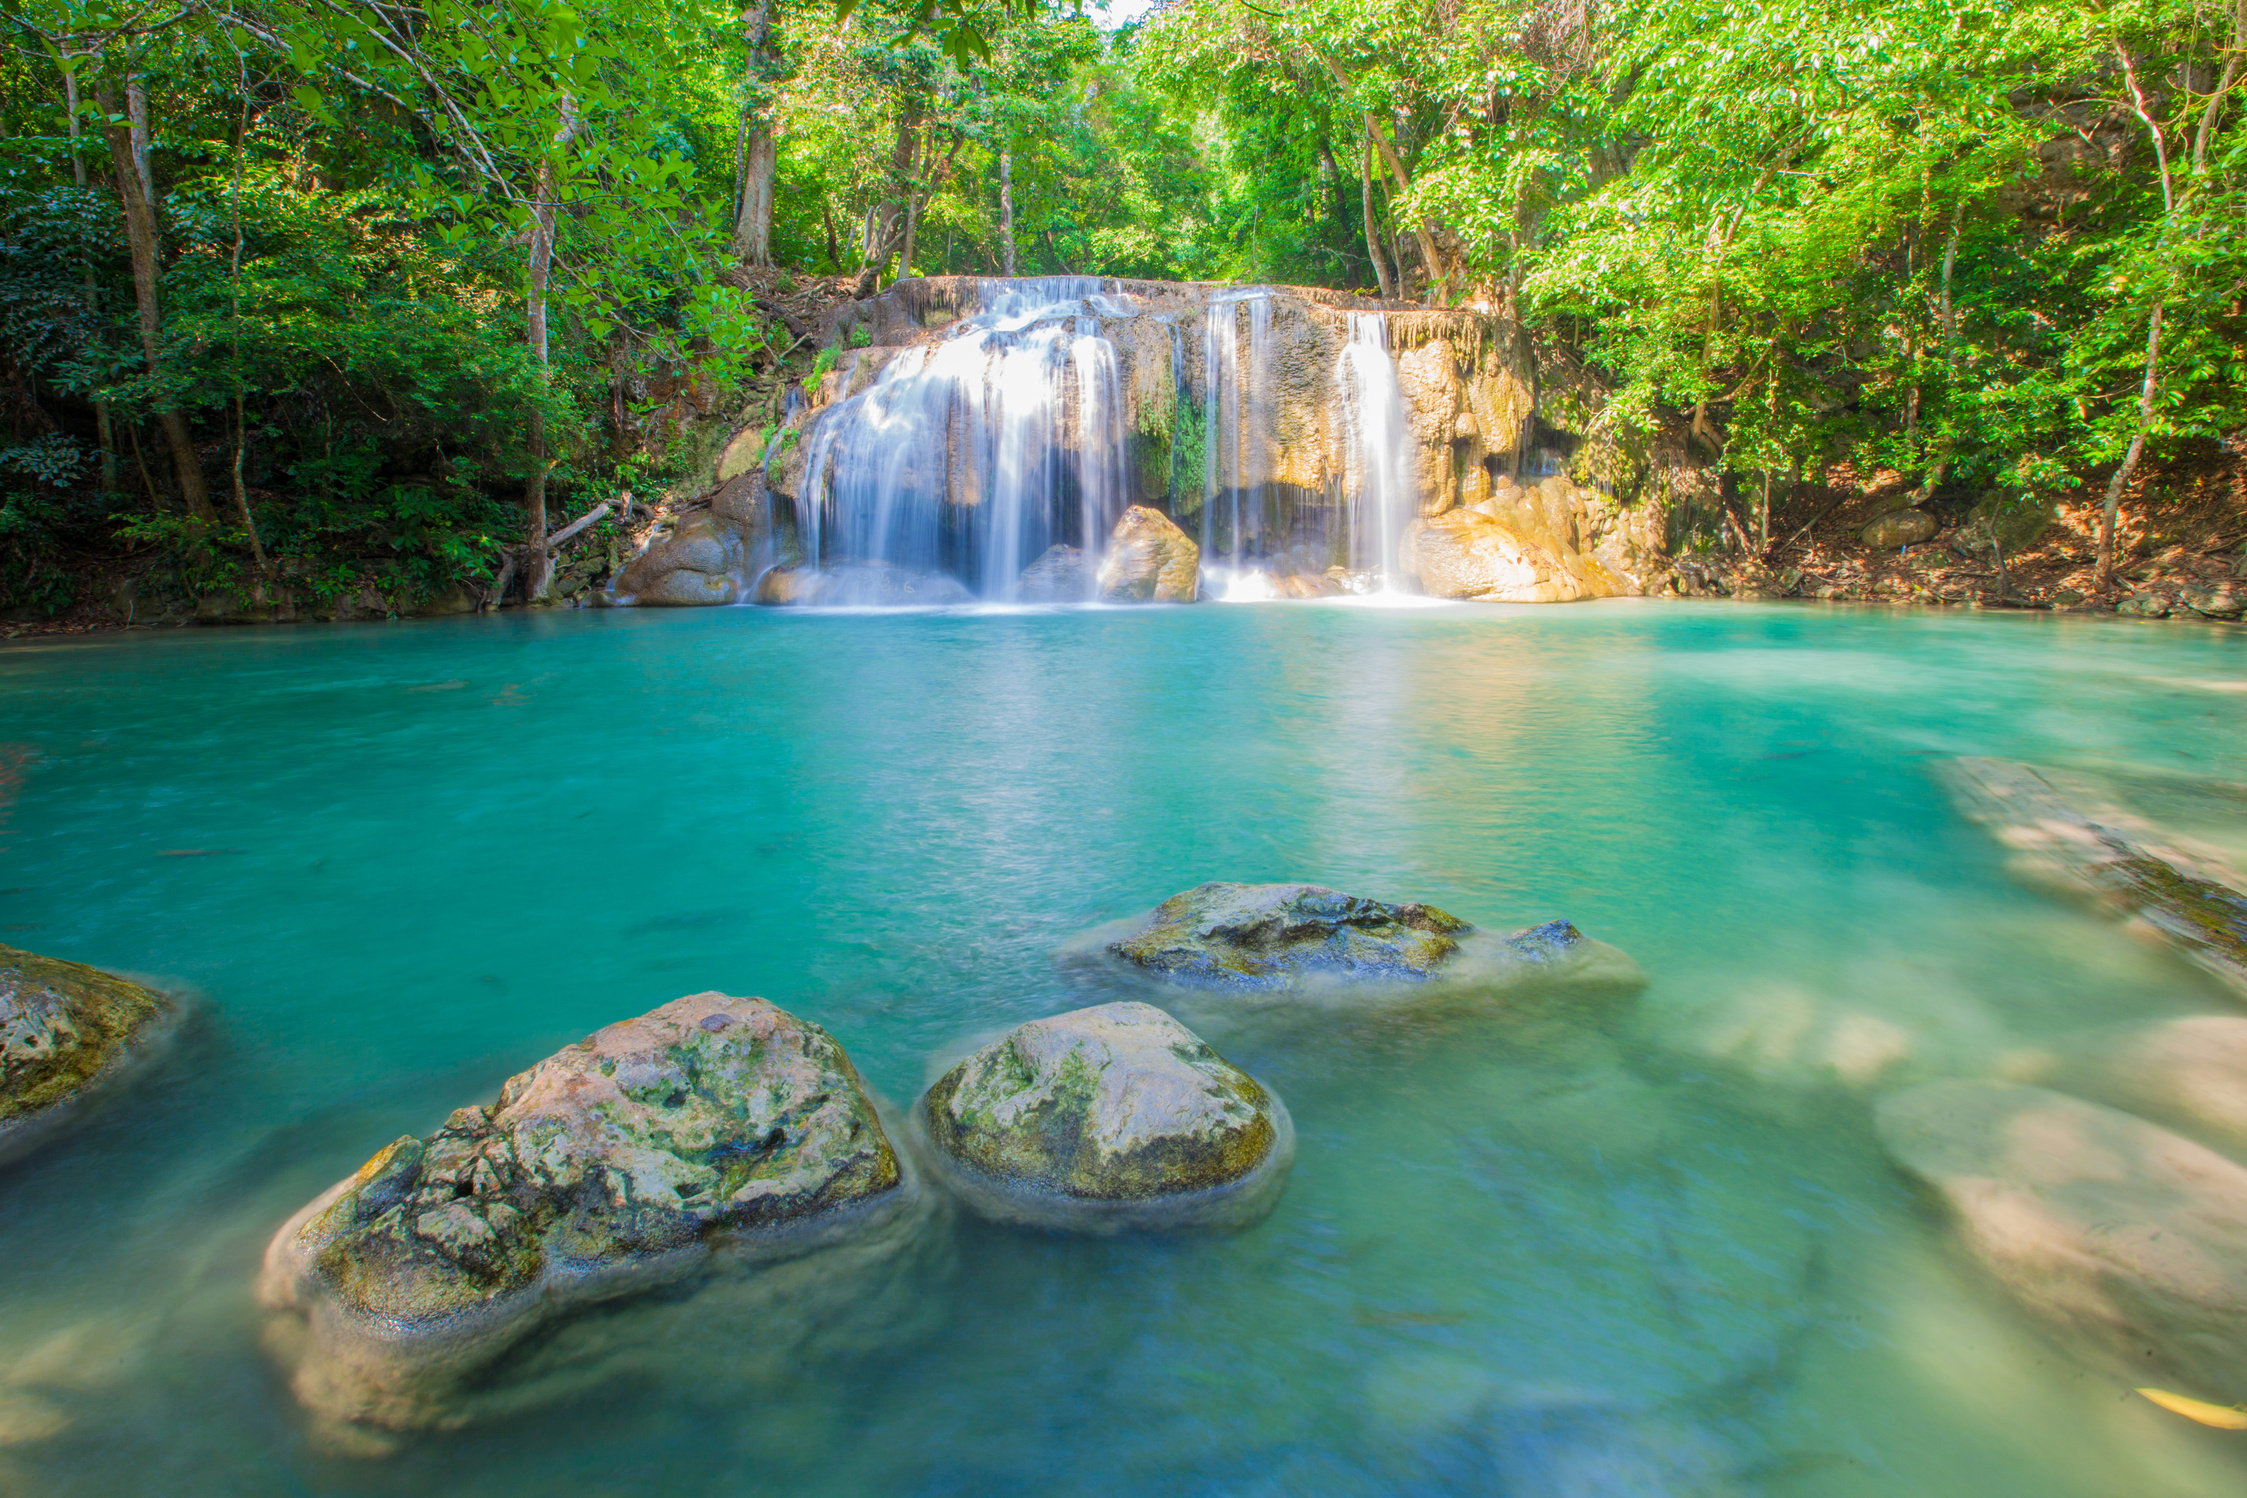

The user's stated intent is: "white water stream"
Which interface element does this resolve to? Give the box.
[792,279,1420,602]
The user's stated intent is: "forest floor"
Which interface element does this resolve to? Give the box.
[1698,452,2247,622]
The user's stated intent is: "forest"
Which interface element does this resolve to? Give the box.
[0,0,2241,619]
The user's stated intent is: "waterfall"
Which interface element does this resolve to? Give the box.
[770,278,1446,607]
[1200,288,1277,599]
[1337,312,1418,592]
[794,276,1122,601]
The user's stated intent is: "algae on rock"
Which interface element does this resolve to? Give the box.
[0,944,178,1166]
[919,1001,1292,1233]
[260,991,920,1436]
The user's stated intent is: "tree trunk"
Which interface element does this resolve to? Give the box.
[62,62,121,493]
[522,93,584,604]
[730,0,777,266]
[853,101,923,296]
[998,147,1017,277]
[95,76,212,521]
[1359,131,1393,299]
[2096,302,2163,588]
[227,71,266,576]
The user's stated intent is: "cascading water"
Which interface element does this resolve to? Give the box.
[791,277,1130,602]
[1336,312,1418,593]
[772,277,1440,606]
[1199,289,1278,599]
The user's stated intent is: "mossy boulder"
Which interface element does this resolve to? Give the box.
[919,1001,1291,1232]
[1108,882,1473,988]
[0,944,178,1166]
[260,991,915,1433]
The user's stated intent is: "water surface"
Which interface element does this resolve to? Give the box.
[2,600,2244,1495]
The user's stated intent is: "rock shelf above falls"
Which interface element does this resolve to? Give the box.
[612,276,1672,608]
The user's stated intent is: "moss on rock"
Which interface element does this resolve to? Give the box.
[262,990,912,1432]
[0,944,176,1161]
[1108,882,1472,989]
[920,1001,1291,1232]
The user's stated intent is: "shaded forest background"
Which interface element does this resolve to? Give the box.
[0,0,2242,619]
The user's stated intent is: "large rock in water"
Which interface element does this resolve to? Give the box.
[1406,509,1589,603]
[753,561,974,607]
[918,1001,1291,1232]
[1,944,177,1167]
[611,510,739,605]
[1096,882,1640,998]
[259,992,917,1434]
[1096,505,1199,602]
[1111,882,1470,986]
[1942,758,2247,996]
[1876,1080,2247,1399]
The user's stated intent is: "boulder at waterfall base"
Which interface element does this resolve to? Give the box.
[1407,510,1588,603]
[1875,1080,2247,1399]
[919,1001,1291,1232]
[1,944,179,1166]
[1097,506,1200,602]
[611,511,739,605]
[260,991,912,1432]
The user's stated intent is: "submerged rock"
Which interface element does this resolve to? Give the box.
[611,511,739,606]
[2022,1015,2247,1157]
[260,991,918,1434]
[1017,544,1088,602]
[1942,757,2247,996]
[1,946,177,1167]
[919,1001,1290,1232]
[1876,1080,2247,1399]
[1097,505,1200,602]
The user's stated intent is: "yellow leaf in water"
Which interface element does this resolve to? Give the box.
[2137,1388,2247,1429]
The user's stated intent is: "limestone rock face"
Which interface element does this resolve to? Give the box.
[1109,882,1473,988]
[1876,1080,2247,1399]
[1407,510,1590,603]
[1097,505,1200,602]
[1943,757,2247,996]
[1016,544,1088,603]
[919,1001,1291,1232]
[0,945,177,1166]
[1863,508,1938,548]
[260,992,912,1432]
[611,511,739,606]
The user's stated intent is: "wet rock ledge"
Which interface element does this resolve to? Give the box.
[1,943,179,1167]
[260,991,920,1434]
[1098,881,1641,996]
[919,1001,1292,1233]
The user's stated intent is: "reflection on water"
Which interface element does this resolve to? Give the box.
[0,602,2243,1495]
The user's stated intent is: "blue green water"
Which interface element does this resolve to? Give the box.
[2,599,2244,1495]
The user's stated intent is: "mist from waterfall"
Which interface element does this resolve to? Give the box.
[1337,312,1418,593]
[794,277,1128,602]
